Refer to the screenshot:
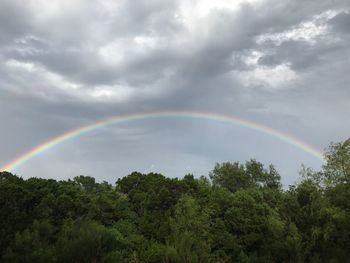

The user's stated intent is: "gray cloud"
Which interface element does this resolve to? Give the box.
[1,0,350,186]
[330,11,350,34]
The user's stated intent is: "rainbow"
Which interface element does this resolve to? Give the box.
[0,111,324,172]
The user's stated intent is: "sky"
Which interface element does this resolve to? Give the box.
[1,0,350,186]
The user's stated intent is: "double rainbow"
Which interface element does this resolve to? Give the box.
[0,111,324,172]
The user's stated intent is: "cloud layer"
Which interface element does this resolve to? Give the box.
[1,0,349,185]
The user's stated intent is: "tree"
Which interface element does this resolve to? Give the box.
[245,160,281,189]
[170,195,210,262]
[209,160,281,192]
[209,162,252,192]
[56,220,122,263]
[3,220,56,263]
[73,175,98,192]
[323,138,350,185]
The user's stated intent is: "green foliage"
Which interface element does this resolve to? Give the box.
[324,138,350,185]
[209,159,281,192]
[55,220,122,263]
[170,195,210,262]
[3,220,56,263]
[0,138,350,262]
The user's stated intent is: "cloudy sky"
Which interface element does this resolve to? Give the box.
[1,0,350,186]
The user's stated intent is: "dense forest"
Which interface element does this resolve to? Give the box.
[1,139,349,263]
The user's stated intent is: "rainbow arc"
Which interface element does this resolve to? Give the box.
[0,111,324,172]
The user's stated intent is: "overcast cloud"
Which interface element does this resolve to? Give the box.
[1,0,350,186]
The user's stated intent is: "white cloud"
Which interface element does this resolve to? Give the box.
[177,0,263,19]
[175,0,263,35]
[98,35,161,66]
[242,50,264,66]
[5,59,136,102]
[89,85,133,101]
[5,59,36,72]
[98,40,126,66]
[238,63,298,88]
[133,36,158,48]
[257,9,343,45]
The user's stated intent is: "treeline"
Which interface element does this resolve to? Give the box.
[0,139,349,263]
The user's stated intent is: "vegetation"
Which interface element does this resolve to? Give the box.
[1,139,349,262]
